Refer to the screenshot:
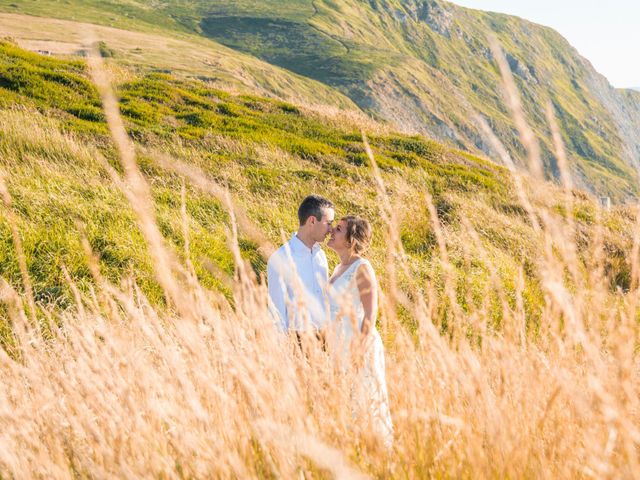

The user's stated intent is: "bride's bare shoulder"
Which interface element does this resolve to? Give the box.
[355,258,377,282]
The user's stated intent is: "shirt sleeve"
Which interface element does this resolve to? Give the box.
[321,250,329,281]
[267,253,288,332]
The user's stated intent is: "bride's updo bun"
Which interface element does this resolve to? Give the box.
[342,216,372,254]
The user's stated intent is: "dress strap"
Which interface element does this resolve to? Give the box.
[355,258,370,267]
[353,258,372,272]
[343,258,369,282]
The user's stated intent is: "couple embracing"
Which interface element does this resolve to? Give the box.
[267,194,393,447]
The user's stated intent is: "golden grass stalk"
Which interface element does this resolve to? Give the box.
[0,172,36,324]
[84,35,195,320]
[150,150,275,259]
[489,36,544,182]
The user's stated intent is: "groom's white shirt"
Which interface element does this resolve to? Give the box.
[267,233,329,332]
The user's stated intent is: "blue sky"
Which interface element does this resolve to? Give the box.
[450,0,640,88]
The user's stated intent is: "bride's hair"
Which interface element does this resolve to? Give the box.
[342,216,372,254]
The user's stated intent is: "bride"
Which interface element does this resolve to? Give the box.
[326,216,393,448]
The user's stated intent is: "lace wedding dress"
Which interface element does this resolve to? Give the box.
[328,258,393,447]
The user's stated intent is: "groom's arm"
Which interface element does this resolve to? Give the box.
[267,253,288,331]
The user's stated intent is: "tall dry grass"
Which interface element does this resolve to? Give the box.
[1,38,640,479]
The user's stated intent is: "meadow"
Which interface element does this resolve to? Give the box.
[1,40,640,478]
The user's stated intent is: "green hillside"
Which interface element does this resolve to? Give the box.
[193,0,640,201]
[1,0,638,202]
[0,42,633,336]
[0,4,357,111]
[0,0,640,201]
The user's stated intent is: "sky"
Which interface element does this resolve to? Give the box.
[450,0,640,88]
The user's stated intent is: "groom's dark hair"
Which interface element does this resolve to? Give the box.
[298,195,334,225]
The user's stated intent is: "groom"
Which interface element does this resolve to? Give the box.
[267,194,335,334]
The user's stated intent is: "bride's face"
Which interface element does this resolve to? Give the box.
[327,219,349,252]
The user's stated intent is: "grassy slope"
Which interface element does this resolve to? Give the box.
[0,0,637,201]
[0,42,633,333]
[0,8,356,109]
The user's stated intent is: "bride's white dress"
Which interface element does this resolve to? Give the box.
[328,258,393,447]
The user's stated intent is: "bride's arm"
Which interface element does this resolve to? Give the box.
[356,262,378,336]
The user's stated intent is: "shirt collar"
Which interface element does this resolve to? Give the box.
[290,232,321,254]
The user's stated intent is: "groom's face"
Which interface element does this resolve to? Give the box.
[311,207,335,243]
